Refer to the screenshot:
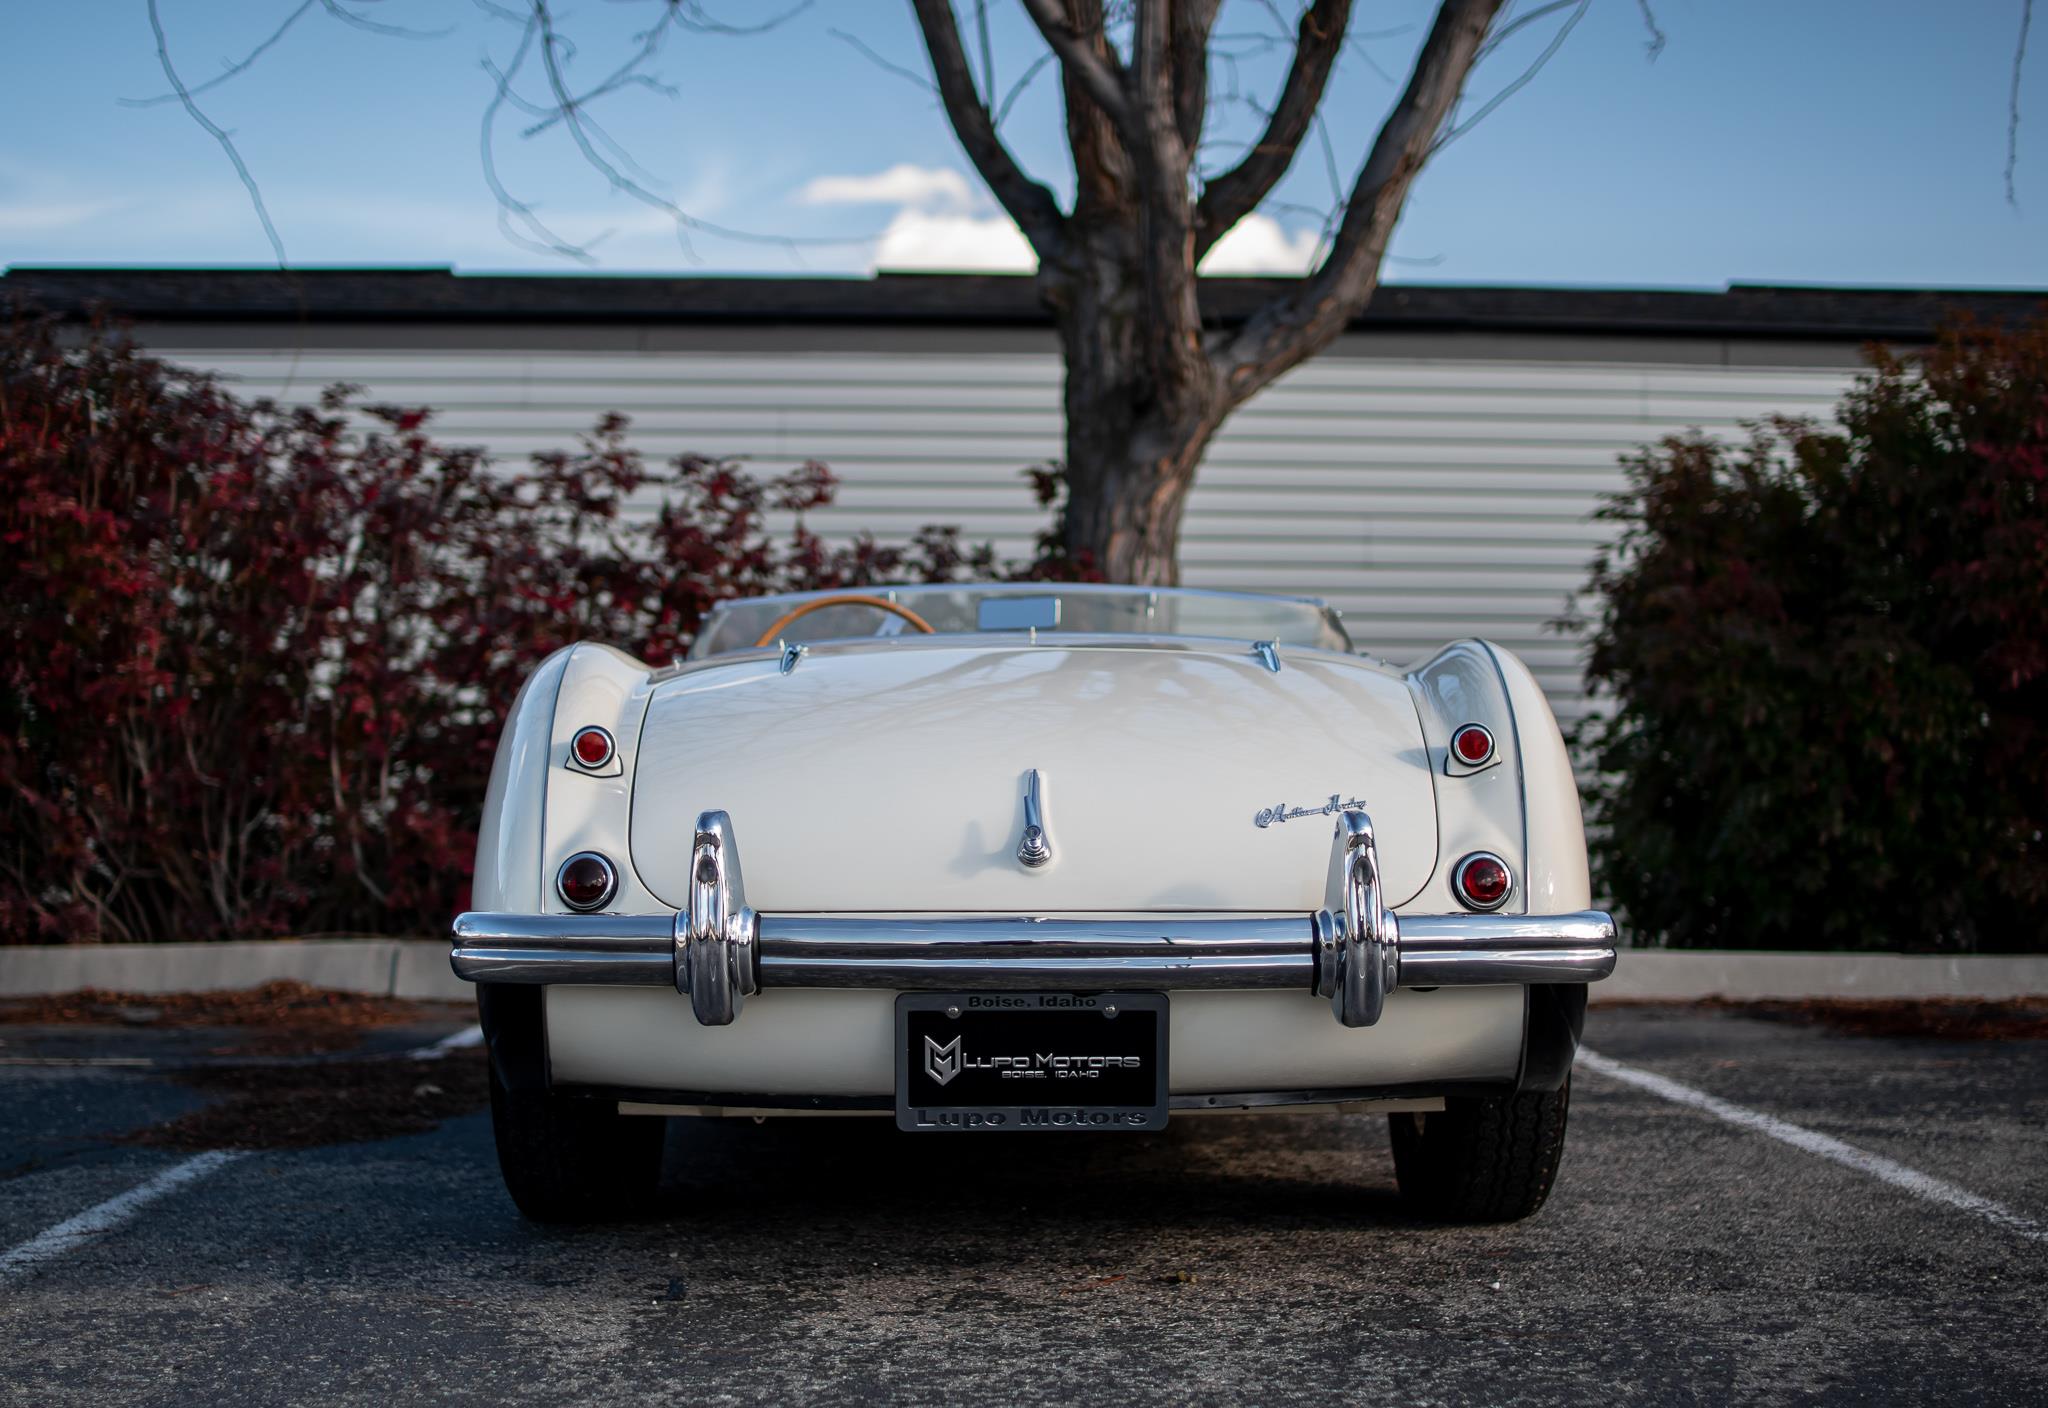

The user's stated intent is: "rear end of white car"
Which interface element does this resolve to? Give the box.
[454,588,1614,1223]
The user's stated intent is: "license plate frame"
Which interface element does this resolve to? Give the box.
[894,992,1168,1132]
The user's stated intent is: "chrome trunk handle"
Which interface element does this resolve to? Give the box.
[1015,768,1053,869]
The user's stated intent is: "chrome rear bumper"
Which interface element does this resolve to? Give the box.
[453,809,1615,1029]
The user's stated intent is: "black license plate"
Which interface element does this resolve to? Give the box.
[895,992,1168,1132]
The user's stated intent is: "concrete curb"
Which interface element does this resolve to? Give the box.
[1589,950,2048,1003]
[0,939,468,1002]
[3,941,2045,1004]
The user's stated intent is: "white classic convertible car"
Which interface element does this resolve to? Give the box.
[451,583,1615,1223]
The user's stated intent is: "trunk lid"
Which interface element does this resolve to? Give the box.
[628,641,1437,913]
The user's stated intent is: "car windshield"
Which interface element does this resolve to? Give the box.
[690,584,1352,657]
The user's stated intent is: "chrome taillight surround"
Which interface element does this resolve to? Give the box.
[1452,851,1514,912]
[556,851,619,912]
[568,725,617,773]
[1449,723,1495,768]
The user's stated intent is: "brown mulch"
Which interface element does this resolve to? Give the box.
[124,1046,491,1152]
[0,980,473,1058]
[1614,997,2048,1042]
[5,980,492,1148]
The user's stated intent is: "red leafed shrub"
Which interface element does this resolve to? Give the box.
[1571,314,2048,952]
[0,309,994,944]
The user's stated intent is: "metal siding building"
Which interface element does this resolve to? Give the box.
[12,269,2036,724]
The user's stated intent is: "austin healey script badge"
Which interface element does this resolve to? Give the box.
[1254,794,1369,829]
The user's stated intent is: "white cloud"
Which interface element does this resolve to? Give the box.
[799,164,977,212]
[874,209,1036,273]
[791,163,1037,274]
[790,166,1316,280]
[1198,213,1326,275]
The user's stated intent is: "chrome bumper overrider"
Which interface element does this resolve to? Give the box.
[451,809,1616,1028]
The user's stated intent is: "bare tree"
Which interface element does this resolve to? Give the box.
[131,1,1556,583]
[912,0,1505,581]
[139,1,2032,584]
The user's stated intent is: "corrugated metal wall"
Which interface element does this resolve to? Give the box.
[155,341,1853,724]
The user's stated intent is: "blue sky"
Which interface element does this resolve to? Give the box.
[2,0,2043,288]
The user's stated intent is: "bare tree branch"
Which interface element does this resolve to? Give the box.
[527,1,700,255]
[1169,0,1222,154]
[1438,0,1586,149]
[662,0,818,38]
[909,0,1066,253]
[1058,1,1137,223]
[120,0,320,107]
[138,0,849,265]
[483,1,858,259]
[1474,0,1579,60]
[520,3,686,137]
[316,0,452,40]
[478,19,597,266]
[2010,0,2034,207]
[1310,108,1345,245]
[830,27,938,94]
[995,51,1056,128]
[975,0,997,94]
[1636,0,1667,60]
[1221,0,1506,401]
[1132,0,1171,155]
[1193,0,1353,261]
[1126,0,1221,411]
[1019,0,1137,138]
[145,0,287,266]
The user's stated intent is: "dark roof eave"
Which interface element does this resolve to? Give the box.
[2,267,2042,342]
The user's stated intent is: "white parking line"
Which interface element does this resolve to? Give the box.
[0,1151,244,1285]
[1577,1047,2047,1244]
[408,1023,483,1060]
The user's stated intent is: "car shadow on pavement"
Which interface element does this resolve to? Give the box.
[647,1109,1419,1234]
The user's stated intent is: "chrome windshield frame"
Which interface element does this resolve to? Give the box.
[688,582,1353,659]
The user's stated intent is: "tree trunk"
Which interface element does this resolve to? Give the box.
[1045,241,1223,586]
[914,0,1507,588]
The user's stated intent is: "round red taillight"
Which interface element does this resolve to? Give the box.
[571,726,614,768]
[1450,723,1495,766]
[557,852,617,911]
[1453,852,1513,911]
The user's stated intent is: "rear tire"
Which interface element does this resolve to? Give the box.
[487,1061,666,1224]
[1389,1078,1572,1223]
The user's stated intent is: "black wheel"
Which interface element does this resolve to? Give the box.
[487,1059,666,1223]
[1389,1078,1572,1223]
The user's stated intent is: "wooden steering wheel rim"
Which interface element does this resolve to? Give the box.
[752,594,938,647]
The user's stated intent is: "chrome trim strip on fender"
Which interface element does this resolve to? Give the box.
[452,946,673,985]
[1395,911,1617,946]
[1397,945,1617,986]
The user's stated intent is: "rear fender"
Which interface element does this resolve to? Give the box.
[539,643,662,916]
[1406,641,1526,914]
[1404,639,1592,920]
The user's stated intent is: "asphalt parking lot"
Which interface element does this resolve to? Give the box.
[1,1001,2044,1406]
